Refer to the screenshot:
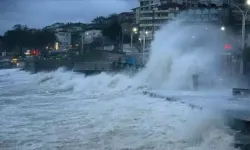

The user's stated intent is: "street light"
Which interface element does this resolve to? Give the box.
[132,27,138,33]
[221,26,225,31]
[247,0,250,6]
[143,31,148,51]
[131,27,138,48]
[226,1,250,50]
[138,38,142,51]
[225,1,250,74]
[142,30,148,65]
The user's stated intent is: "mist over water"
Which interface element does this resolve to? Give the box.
[0,20,240,150]
[138,20,231,90]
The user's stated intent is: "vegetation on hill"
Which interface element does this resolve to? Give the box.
[3,24,56,55]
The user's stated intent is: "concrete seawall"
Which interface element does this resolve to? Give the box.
[23,57,143,75]
[23,57,74,73]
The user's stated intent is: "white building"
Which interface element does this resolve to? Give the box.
[136,0,179,40]
[136,0,226,41]
[55,32,71,50]
[81,29,103,44]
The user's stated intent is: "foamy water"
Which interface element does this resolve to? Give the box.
[0,21,242,150]
[0,69,236,150]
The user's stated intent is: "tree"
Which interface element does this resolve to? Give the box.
[13,24,22,30]
[0,35,4,52]
[102,21,122,41]
[102,21,122,51]
[3,25,56,55]
[12,24,28,30]
[92,16,106,24]
[108,13,118,20]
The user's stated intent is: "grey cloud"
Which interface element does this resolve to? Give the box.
[0,0,137,35]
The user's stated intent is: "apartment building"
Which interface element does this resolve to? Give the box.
[136,0,175,40]
[81,25,103,44]
[136,0,227,42]
[136,0,191,40]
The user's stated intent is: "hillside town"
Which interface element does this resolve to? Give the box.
[3,1,250,150]
[1,0,250,74]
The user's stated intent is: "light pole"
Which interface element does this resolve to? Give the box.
[142,30,148,65]
[138,37,142,49]
[220,26,225,31]
[224,1,250,74]
[227,2,250,50]
[220,25,235,76]
[131,27,138,49]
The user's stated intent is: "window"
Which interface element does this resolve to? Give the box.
[141,20,153,24]
[140,13,153,17]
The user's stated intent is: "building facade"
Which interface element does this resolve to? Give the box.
[55,32,71,50]
[136,0,228,41]
[81,29,103,44]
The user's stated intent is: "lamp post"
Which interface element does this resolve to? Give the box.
[220,26,225,31]
[142,30,148,65]
[224,1,250,74]
[131,27,138,49]
[227,2,250,50]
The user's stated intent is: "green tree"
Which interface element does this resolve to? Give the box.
[102,21,121,41]
[3,25,56,56]
[92,16,106,24]
[108,13,118,20]
[0,35,4,51]
[102,21,122,51]
[12,24,22,30]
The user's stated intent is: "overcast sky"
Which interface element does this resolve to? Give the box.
[0,0,137,35]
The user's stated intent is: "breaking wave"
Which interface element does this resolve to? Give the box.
[35,21,235,92]
[0,20,240,150]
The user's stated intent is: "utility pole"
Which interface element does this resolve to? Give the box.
[223,1,250,75]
